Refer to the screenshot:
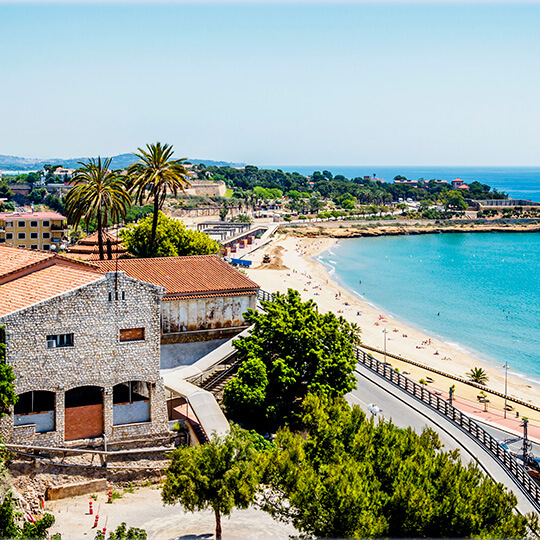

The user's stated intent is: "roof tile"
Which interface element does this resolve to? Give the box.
[0,265,103,317]
[94,255,259,297]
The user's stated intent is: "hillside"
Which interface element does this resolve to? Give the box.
[0,153,244,171]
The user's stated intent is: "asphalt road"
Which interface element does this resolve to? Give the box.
[348,362,540,516]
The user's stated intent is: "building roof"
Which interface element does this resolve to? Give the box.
[0,246,57,278]
[0,211,66,221]
[65,231,128,261]
[0,245,100,282]
[0,264,103,317]
[94,255,259,299]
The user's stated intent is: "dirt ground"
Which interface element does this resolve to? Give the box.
[47,485,297,540]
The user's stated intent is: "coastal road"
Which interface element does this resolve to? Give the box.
[348,362,540,516]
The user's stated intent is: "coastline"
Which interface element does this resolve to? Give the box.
[279,220,540,238]
[246,232,540,431]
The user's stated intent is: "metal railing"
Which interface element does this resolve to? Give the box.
[257,289,275,303]
[355,347,540,511]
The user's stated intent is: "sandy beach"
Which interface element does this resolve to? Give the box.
[246,232,540,433]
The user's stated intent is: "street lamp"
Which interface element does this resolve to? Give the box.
[382,328,387,363]
[503,362,509,419]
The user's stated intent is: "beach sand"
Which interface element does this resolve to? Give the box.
[246,233,540,433]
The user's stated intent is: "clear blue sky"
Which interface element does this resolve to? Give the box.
[1,1,539,166]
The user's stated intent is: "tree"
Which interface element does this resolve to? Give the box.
[0,182,14,202]
[440,189,467,212]
[120,211,219,258]
[127,142,191,256]
[0,492,56,539]
[261,393,533,539]
[162,425,261,540]
[95,522,147,539]
[223,289,360,429]
[0,327,16,417]
[467,367,489,385]
[64,157,131,260]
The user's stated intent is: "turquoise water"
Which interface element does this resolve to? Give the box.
[318,233,540,383]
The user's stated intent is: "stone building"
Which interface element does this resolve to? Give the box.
[95,255,259,345]
[0,245,169,446]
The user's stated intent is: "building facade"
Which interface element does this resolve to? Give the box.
[0,211,68,251]
[95,255,259,344]
[0,247,170,446]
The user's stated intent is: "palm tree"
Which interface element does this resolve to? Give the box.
[127,142,191,256]
[467,367,489,386]
[64,157,131,260]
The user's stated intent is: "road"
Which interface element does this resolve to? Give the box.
[348,362,540,516]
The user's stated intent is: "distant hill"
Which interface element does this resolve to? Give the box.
[0,153,244,172]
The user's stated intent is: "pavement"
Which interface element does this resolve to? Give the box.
[47,486,296,540]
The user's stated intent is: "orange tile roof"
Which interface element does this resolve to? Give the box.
[0,245,100,281]
[94,255,259,299]
[0,264,103,317]
[0,245,57,278]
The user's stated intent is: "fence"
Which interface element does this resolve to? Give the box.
[355,346,540,511]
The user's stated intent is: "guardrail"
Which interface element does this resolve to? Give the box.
[257,289,275,303]
[360,343,540,414]
[355,347,540,511]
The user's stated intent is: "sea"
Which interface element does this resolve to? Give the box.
[265,166,540,384]
[269,166,540,202]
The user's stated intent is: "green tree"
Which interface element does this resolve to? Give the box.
[0,182,14,202]
[261,393,533,539]
[0,327,17,417]
[162,425,261,540]
[64,157,131,260]
[95,522,147,540]
[441,189,467,211]
[127,142,190,256]
[223,289,360,429]
[120,211,219,258]
[0,492,56,539]
[467,367,489,385]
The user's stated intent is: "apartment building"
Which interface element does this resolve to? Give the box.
[0,211,68,251]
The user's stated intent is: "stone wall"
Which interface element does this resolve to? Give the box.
[0,272,170,447]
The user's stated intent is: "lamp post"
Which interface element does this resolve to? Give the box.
[503,362,509,419]
[382,328,387,364]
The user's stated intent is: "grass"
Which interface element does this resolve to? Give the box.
[224,188,233,198]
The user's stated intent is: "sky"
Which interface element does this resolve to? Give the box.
[1,1,539,166]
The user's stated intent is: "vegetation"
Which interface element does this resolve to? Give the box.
[0,327,17,417]
[120,211,219,258]
[260,393,534,539]
[64,157,131,260]
[467,367,490,385]
[162,425,261,540]
[128,143,191,256]
[95,522,147,539]
[0,493,58,539]
[223,289,360,429]
[0,334,55,538]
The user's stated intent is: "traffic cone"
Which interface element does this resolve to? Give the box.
[89,501,93,515]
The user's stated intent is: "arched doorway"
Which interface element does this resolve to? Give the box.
[14,390,55,433]
[113,381,150,425]
[65,386,103,441]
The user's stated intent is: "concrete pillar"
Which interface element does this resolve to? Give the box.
[55,390,65,444]
[103,386,114,439]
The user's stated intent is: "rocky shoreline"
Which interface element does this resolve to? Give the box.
[279,221,540,238]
